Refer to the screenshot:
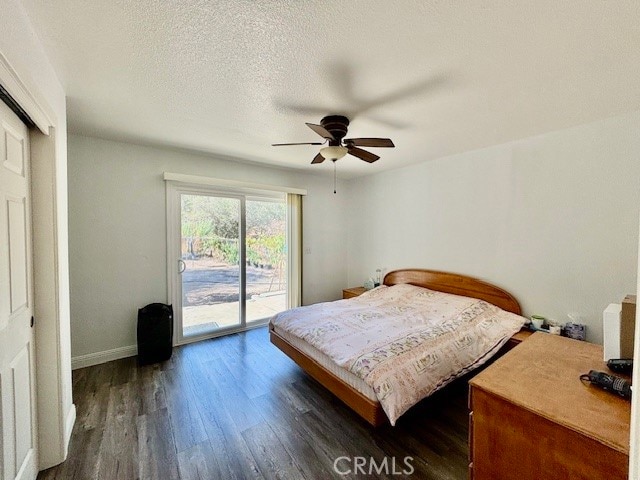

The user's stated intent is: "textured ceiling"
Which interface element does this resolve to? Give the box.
[20,0,640,178]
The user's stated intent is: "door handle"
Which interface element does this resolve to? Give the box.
[178,259,186,274]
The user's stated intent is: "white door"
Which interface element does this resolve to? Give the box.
[0,101,38,480]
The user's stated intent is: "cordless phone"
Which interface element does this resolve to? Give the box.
[580,370,632,399]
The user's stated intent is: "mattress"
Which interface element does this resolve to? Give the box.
[270,284,526,425]
[272,323,378,401]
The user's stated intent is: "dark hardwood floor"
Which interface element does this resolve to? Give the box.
[38,327,469,479]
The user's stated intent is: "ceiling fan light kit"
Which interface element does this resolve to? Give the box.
[320,145,348,160]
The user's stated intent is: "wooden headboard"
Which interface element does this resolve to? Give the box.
[383,268,522,315]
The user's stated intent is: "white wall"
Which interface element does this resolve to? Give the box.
[68,134,348,359]
[0,0,73,469]
[347,111,640,344]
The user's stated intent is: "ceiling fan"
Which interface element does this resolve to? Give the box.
[272,115,394,164]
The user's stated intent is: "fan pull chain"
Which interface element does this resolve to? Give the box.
[333,159,337,194]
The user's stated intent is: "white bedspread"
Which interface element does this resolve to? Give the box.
[270,283,525,425]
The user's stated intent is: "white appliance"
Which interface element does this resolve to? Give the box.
[603,303,622,360]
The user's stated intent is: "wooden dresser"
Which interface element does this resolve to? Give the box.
[469,332,630,480]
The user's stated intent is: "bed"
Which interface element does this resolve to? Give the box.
[269,268,527,426]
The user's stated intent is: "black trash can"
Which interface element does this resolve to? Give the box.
[137,303,173,365]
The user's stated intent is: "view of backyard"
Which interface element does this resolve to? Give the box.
[180,195,287,337]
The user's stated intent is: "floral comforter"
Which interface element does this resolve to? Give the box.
[270,283,525,425]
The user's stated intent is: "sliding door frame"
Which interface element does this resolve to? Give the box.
[166,181,285,346]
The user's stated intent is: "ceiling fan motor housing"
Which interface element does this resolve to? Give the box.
[321,115,349,145]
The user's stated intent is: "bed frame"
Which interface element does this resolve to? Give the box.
[269,268,525,426]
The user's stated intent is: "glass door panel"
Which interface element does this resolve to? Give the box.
[181,194,241,337]
[245,198,287,323]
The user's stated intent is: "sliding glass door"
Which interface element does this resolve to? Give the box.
[180,193,242,338]
[245,198,287,323]
[168,185,289,344]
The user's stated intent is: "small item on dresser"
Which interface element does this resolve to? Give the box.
[621,295,636,358]
[607,358,633,375]
[549,325,561,335]
[363,278,375,290]
[564,322,586,341]
[374,268,382,287]
[580,370,632,400]
[530,315,545,329]
[603,303,622,360]
[602,297,636,360]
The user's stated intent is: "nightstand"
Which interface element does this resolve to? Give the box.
[502,328,533,351]
[342,286,367,299]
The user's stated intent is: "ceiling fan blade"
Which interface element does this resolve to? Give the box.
[347,146,380,163]
[305,123,335,141]
[344,138,395,148]
[311,153,325,164]
[351,74,450,118]
[272,142,325,146]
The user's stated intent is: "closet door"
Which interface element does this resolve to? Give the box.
[0,100,38,480]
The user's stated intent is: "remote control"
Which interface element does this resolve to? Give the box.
[607,358,633,375]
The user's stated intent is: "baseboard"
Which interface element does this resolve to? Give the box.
[71,345,138,370]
